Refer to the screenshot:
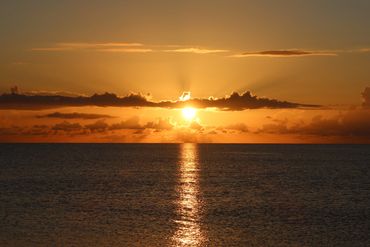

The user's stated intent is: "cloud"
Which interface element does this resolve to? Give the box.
[189,121,203,130]
[28,41,370,58]
[223,123,248,133]
[109,116,143,130]
[22,125,50,136]
[171,91,318,110]
[345,48,370,53]
[362,87,370,108]
[0,92,152,110]
[359,48,370,52]
[3,87,84,97]
[37,112,115,120]
[10,86,19,94]
[0,126,23,136]
[0,117,144,138]
[232,50,337,58]
[52,121,83,132]
[213,123,248,134]
[257,109,370,140]
[96,48,153,53]
[0,90,319,111]
[164,47,228,54]
[40,117,175,136]
[84,117,176,134]
[31,42,144,51]
[57,42,143,47]
[31,42,227,55]
[179,92,191,101]
[85,120,109,133]
[144,118,174,130]
[0,125,51,137]
[175,130,212,143]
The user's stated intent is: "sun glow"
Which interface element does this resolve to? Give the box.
[182,107,196,121]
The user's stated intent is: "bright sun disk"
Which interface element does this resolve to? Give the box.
[182,107,196,121]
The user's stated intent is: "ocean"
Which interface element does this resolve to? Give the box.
[0,144,369,246]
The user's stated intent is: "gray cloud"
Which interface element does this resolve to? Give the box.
[0,90,319,111]
[176,91,318,110]
[37,112,115,120]
[213,123,249,134]
[42,117,175,135]
[0,126,23,136]
[232,50,337,58]
[0,125,50,137]
[85,120,109,133]
[223,123,248,133]
[175,130,212,143]
[52,121,83,132]
[144,118,174,130]
[109,116,143,130]
[257,109,370,141]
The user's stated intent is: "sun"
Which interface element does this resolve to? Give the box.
[182,107,196,121]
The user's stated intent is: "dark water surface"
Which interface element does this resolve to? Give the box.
[0,144,369,246]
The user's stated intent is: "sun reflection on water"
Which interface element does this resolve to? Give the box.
[172,143,205,246]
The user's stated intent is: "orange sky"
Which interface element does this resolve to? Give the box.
[1,1,370,143]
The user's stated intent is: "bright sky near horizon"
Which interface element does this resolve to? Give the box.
[1,0,370,143]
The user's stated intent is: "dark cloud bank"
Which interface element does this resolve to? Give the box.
[37,112,115,119]
[0,117,173,138]
[0,90,319,111]
[258,109,370,142]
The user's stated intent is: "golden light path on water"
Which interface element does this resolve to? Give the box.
[172,143,205,246]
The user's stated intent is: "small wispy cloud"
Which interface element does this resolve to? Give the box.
[31,42,145,52]
[354,48,370,53]
[37,112,115,120]
[57,42,143,48]
[231,50,337,58]
[31,47,74,51]
[96,48,153,53]
[31,42,370,57]
[164,47,229,54]
[31,42,227,54]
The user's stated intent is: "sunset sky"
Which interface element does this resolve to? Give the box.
[1,0,370,143]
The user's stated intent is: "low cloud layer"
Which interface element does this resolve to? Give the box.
[0,117,174,137]
[257,109,370,140]
[0,90,319,111]
[221,123,248,133]
[37,112,115,119]
[2,107,370,142]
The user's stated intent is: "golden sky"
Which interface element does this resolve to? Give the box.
[1,0,370,143]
